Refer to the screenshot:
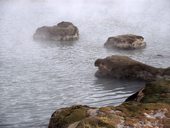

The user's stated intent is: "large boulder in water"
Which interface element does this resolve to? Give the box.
[95,55,170,81]
[104,34,146,49]
[33,21,79,41]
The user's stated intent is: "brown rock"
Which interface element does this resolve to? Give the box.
[33,21,79,41]
[94,55,166,81]
[104,34,146,49]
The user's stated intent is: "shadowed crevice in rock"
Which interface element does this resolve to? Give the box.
[126,80,170,103]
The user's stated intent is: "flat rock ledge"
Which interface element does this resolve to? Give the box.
[95,55,170,81]
[48,80,170,128]
[33,21,79,41]
[104,34,146,49]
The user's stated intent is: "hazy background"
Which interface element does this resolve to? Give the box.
[0,0,170,127]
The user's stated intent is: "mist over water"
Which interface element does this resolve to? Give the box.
[0,0,170,127]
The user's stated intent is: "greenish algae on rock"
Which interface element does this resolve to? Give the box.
[125,80,170,103]
[48,105,90,128]
[48,80,170,128]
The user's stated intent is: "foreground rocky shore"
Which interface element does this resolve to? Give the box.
[48,80,170,128]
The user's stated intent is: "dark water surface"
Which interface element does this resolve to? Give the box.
[0,0,170,127]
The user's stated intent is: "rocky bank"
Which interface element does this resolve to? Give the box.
[48,80,170,128]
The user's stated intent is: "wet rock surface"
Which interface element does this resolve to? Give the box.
[33,21,79,41]
[48,80,170,128]
[104,34,146,49]
[95,55,170,81]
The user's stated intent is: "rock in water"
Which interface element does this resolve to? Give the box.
[94,55,170,81]
[104,34,146,49]
[33,21,79,41]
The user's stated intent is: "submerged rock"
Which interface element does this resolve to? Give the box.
[48,80,170,128]
[104,34,146,49]
[94,55,170,81]
[33,21,79,41]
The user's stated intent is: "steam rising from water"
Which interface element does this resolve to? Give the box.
[0,0,170,128]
